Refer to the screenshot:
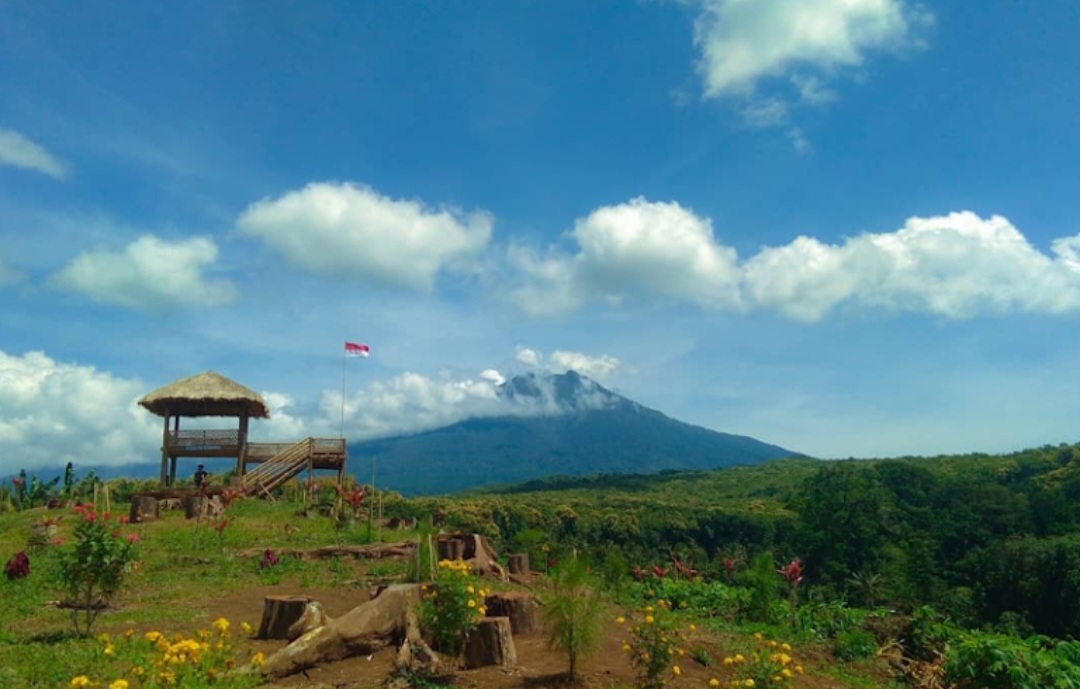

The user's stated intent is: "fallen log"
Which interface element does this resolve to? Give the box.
[238,542,416,561]
[260,583,423,679]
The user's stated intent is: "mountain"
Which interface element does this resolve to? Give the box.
[351,370,798,495]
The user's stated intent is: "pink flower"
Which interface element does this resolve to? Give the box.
[778,558,804,586]
[126,533,139,544]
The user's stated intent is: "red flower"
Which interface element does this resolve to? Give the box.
[118,515,129,524]
[126,532,139,544]
[4,551,29,580]
[213,518,230,533]
[11,477,24,488]
[259,549,279,569]
[778,558,804,586]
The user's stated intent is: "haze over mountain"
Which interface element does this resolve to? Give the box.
[351,370,798,495]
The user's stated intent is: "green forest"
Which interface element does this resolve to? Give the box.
[398,444,1080,640]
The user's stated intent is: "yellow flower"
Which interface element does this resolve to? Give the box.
[467,599,476,608]
[744,680,755,688]
[689,623,696,631]
[734,653,745,663]
[241,621,254,635]
[124,629,134,640]
[103,644,115,656]
[251,651,266,667]
[753,632,763,640]
[108,680,129,689]
[212,617,230,633]
[145,631,163,642]
[781,668,793,678]
[645,605,654,613]
[709,680,720,687]
[616,616,626,624]
[767,640,777,648]
[722,657,734,666]
[622,643,632,652]
[645,615,655,624]
[466,585,475,594]
[794,665,804,674]
[97,633,111,643]
[672,665,681,676]
[131,667,145,677]
[780,642,791,651]
[772,676,781,683]
[478,605,488,615]
[70,677,91,689]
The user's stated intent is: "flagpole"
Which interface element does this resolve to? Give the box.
[340,345,347,440]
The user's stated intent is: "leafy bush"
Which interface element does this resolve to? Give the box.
[419,559,486,656]
[796,601,868,641]
[716,634,803,688]
[944,631,1080,689]
[637,577,751,621]
[57,503,139,635]
[833,629,877,662]
[621,598,687,689]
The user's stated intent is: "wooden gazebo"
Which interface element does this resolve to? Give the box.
[139,371,269,486]
[139,370,347,492]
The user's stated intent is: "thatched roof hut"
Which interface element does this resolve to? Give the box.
[139,370,270,418]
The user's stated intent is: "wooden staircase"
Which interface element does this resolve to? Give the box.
[241,438,332,495]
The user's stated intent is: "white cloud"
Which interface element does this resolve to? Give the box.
[480,369,506,386]
[511,203,1080,322]
[693,0,924,98]
[237,182,493,291]
[0,350,159,473]
[515,347,542,367]
[53,235,237,310]
[510,198,743,315]
[550,350,621,380]
[0,127,69,179]
[744,212,1080,321]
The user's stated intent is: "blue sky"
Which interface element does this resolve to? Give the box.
[2,0,1080,474]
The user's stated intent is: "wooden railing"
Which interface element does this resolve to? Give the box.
[166,429,240,452]
[240,437,346,495]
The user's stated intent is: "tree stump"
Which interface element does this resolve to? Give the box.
[484,592,538,634]
[258,595,313,640]
[184,495,222,520]
[129,495,160,523]
[287,601,329,641]
[507,553,529,574]
[437,538,465,561]
[464,616,516,669]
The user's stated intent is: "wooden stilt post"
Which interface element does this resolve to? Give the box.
[160,415,170,486]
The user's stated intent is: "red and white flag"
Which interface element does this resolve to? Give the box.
[344,342,370,358]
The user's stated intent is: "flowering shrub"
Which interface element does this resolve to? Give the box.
[68,618,262,688]
[620,598,687,689]
[419,559,487,656]
[713,633,803,688]
[4,550,30,580]
[58,503,139,635]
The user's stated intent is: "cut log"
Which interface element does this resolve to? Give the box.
[484,592,538,634]
[464,617,516,669]
[435,534,508,581]
[258,595,312,640]
[129,495,160,523]
[260,584,420,679]
[507,553,529,575]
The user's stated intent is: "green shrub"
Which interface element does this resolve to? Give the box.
[57,504,139,635]
[833,629,877,662]
[419,559,486,656]
[944,631,1080,689]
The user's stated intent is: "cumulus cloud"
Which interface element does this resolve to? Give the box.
[690,0,930,148]
[237,182,493,291]
[510,202,1080,322]
[744,212,1080,321]
[693,0,925,97]
[0,350,159,473]
[515,347,542,367]
[510,198,742,315]
[550,350,621,380]
[0,127,69,179]
[53,235,237,310]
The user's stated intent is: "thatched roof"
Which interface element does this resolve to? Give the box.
[139,371,270,418]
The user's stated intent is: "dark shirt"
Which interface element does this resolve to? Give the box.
[194,469,208,487]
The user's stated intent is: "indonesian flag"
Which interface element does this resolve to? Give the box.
[344,342,370,358]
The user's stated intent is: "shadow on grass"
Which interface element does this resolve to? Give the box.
[23,629,82,645]
[523,671,579,687]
